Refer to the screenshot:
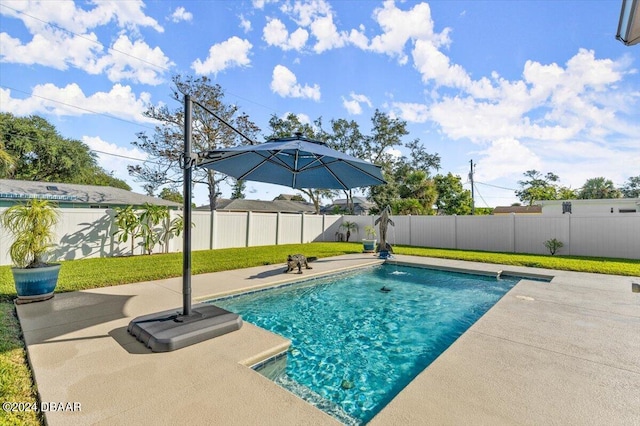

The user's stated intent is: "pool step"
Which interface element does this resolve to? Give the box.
[274,373,360,426]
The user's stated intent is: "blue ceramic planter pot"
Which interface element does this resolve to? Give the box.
[362,239,377,253]
[12,264,61,303]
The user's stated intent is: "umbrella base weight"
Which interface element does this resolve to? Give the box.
[127,303,242,352]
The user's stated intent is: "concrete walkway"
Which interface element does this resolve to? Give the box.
[16,254,640,425]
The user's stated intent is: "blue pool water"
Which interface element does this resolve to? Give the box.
[212,264,520,424]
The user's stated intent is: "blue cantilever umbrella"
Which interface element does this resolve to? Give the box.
[128,124,385,351]
[198,134,386,190]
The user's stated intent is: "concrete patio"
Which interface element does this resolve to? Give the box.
[15,254,640,425]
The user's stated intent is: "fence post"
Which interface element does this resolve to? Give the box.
[246,211,252,247]
[567,213,572,256]
[512,212,517,253]
[300,212,305,244]
[454,214,458,249]
[409,214,412,246]
[276,212,281,245]
[210,210,216,249]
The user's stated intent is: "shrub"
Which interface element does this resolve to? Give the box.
[544,238,564,255]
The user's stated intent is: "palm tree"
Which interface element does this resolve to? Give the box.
[339,221,359,242]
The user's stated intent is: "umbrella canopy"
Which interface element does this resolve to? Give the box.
[198,135,385,190]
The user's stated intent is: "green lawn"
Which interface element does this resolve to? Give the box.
[1,242,639,425]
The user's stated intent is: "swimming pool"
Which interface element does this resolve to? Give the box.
[211,264,520,424]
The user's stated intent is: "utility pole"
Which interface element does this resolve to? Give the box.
[469,159,475,215]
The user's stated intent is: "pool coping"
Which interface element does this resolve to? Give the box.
[14,253,640,425]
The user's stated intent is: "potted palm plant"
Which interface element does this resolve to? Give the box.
[1,199,61,304]
[362,225,377,253]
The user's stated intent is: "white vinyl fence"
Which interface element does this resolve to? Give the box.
[0,208,638,266]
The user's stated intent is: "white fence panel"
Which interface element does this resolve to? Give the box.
[190,211,213,251]
[410,216,457,248]
[317,215,343,241]
[278,214,303,244]
[455,215,515,252]
[0,207,9,266]
[388,215,410,245]
[249,213,277,246]
[215,212,248,249]
[570,216,640,259]
[53,208,121,261]
[515,216,570,255]
[302,215,324,243]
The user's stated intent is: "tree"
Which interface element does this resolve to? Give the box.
[264,113,333,213]
[434,173,472,215]
[129,75,260,210]
[326,118,368,214]
[396,170,438,214]
[230,179,246,199]
[557,186,577,200]
[159,187,183,204]
[0,140,16,178]
[620,175,640,198]
[578,177,621,199]
[515,170,560,205]
[0,113,131,189]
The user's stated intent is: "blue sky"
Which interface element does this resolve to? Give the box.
[1,0,638,207]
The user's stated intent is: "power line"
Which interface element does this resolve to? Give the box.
[472,183,491,208]
[475,181,518,191]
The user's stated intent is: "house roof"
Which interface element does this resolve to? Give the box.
[196,198,316,213]
[492,205,542,214]
[0,179,181,208]
[539,198,640,206]
[331,196,373,206]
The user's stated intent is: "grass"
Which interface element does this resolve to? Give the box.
[393,245,640,276]
[1,242,638,425]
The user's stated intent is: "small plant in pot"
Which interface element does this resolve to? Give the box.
[1,199,61,304]
[362,225,377,253]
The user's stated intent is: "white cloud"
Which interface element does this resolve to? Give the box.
[1,1,163,35]
[170,7,193,23]
[309,14,345,53]
[369,0,449,64]
[342,93,372,115]
[412,39,471,88]
[82,135,148,190]
[252,0,279,9]
[286,0,333,27]
[475,138,541,182]
[270,65,321,100]
[279,111,312,126]
[391,102,429,123]
[265,0,353,53]
[90,34,173,85]
[191,36,252,75]
[0,84,154,123]
[239,14,252,33]
[0,29,103,71]
[0,1,169,84]
[263,18,308,50]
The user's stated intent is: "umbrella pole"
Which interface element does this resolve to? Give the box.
[182,94,192,316]
[125,94,243,352]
